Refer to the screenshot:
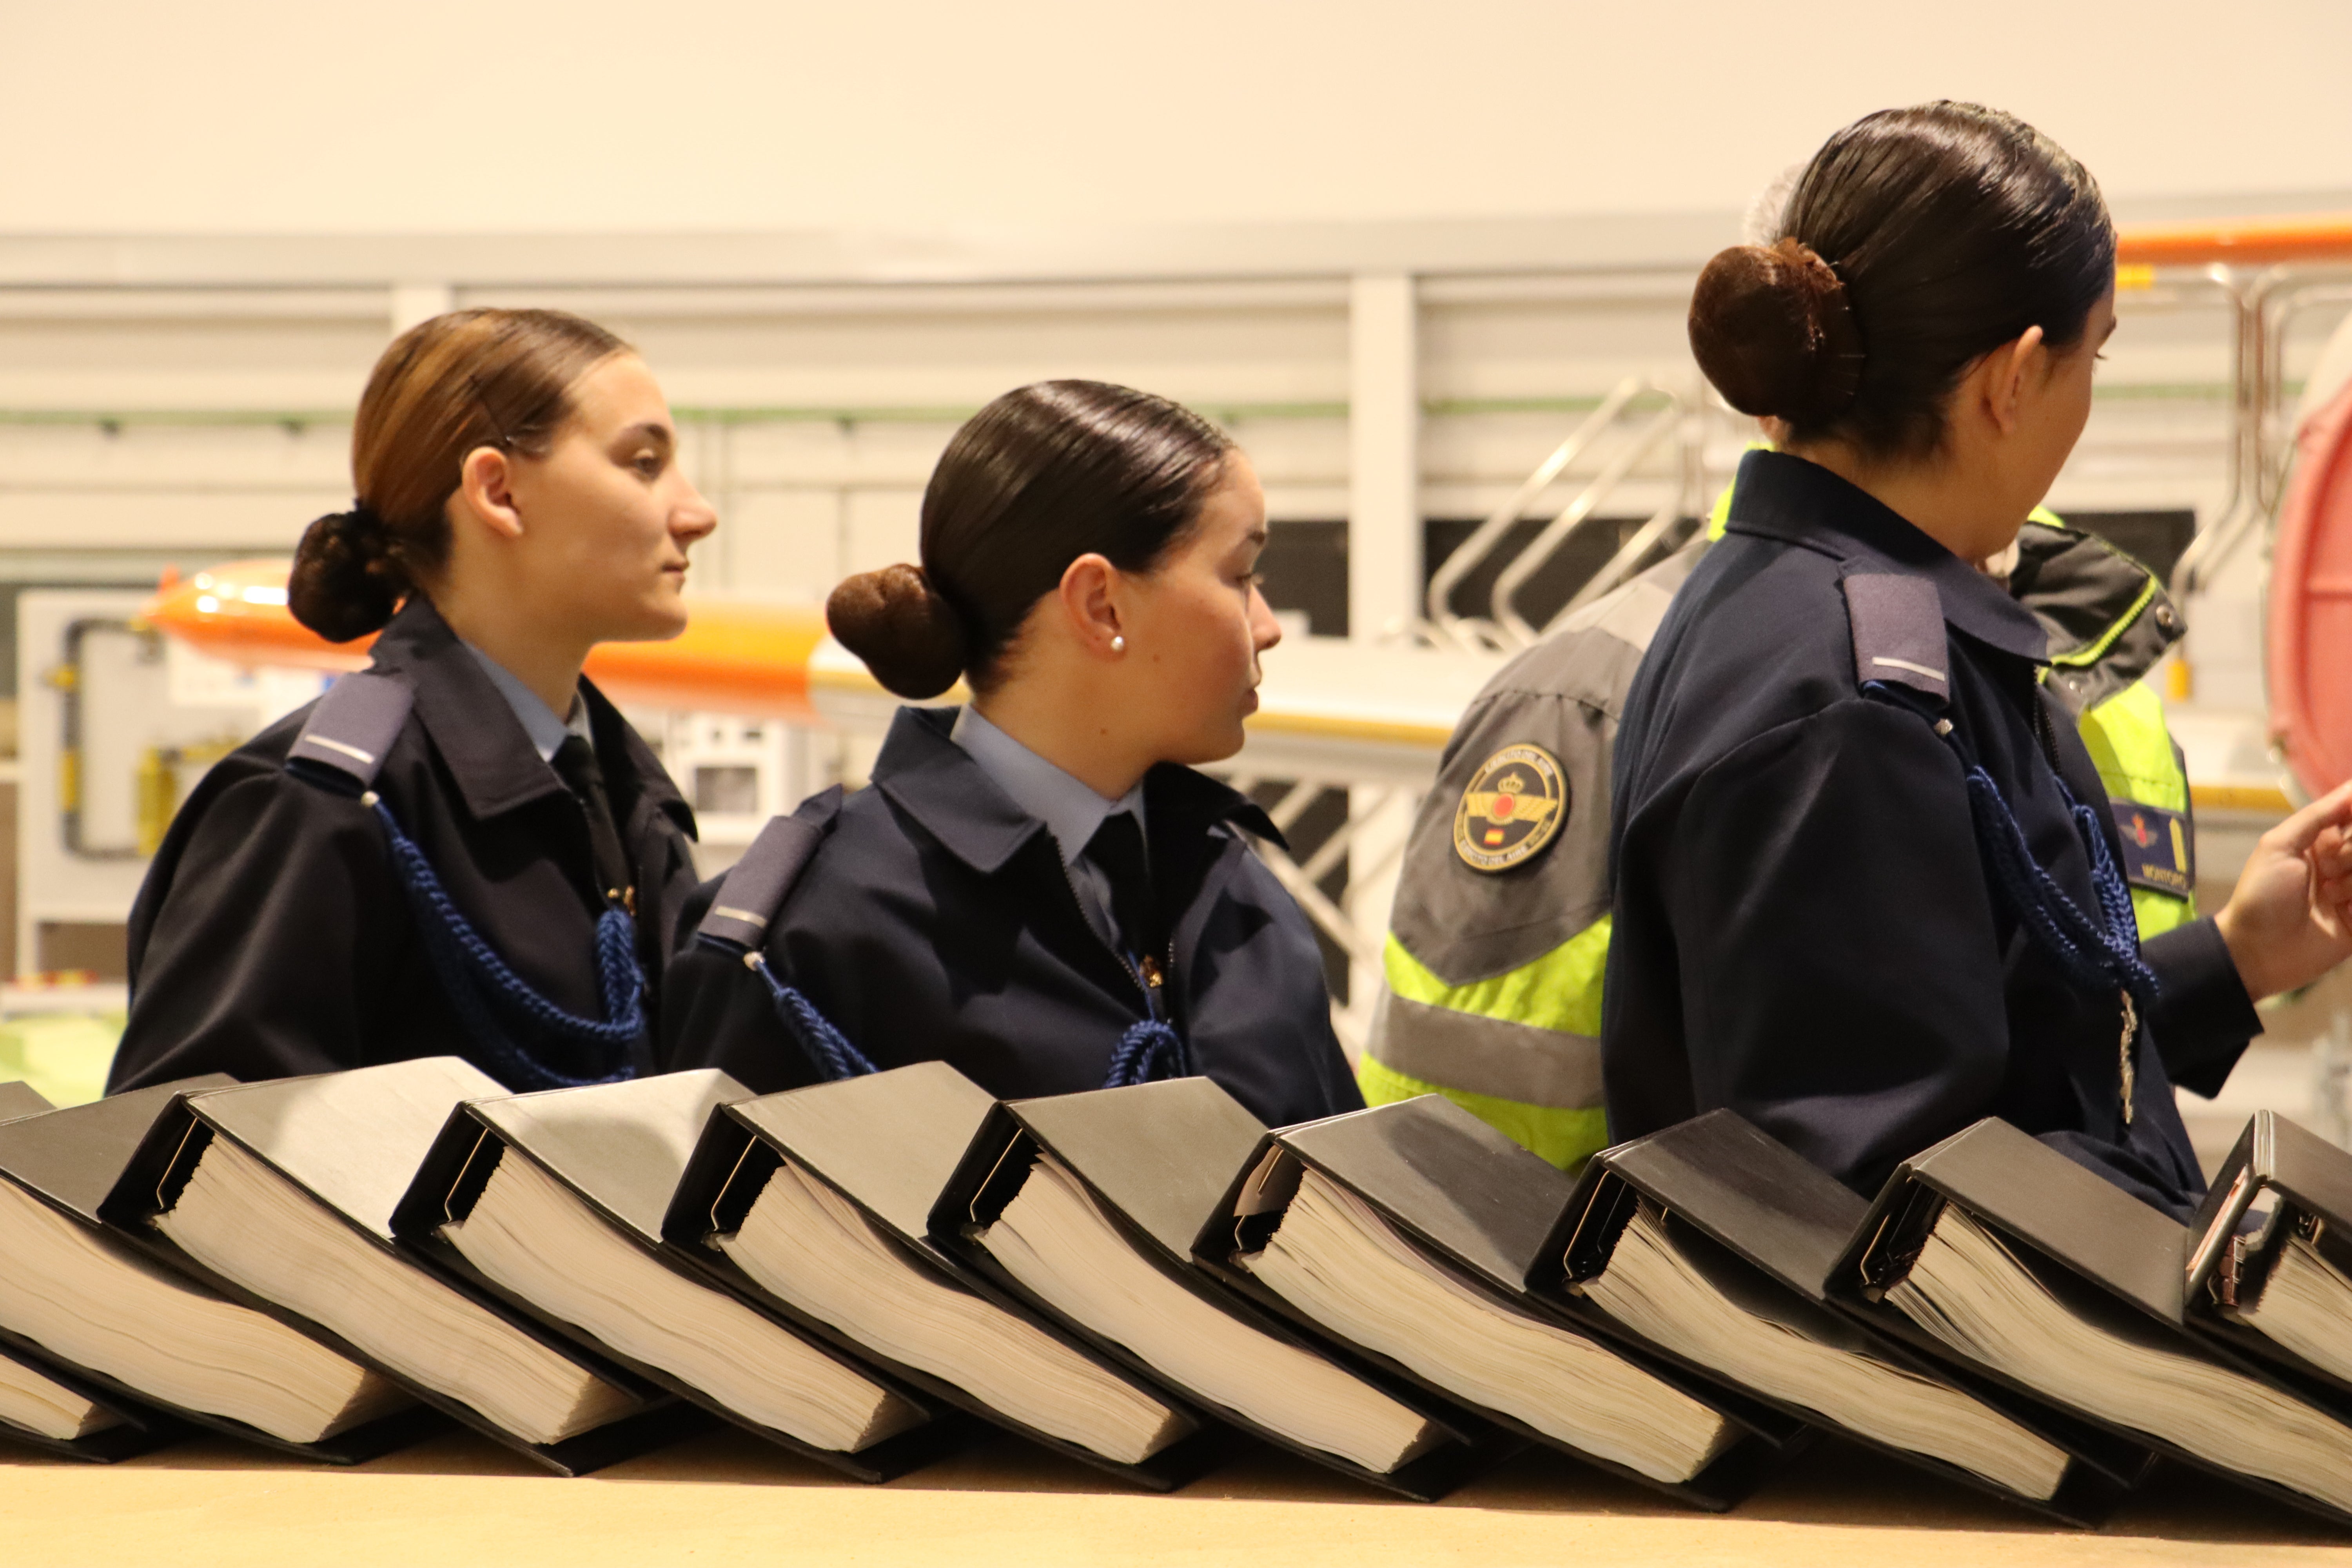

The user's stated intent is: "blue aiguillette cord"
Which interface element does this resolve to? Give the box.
[702,937,1191,1088]
[1862,680,2160,1013]
[369,795,643,1091]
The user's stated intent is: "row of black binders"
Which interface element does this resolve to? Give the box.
[0,1060,2349,1532]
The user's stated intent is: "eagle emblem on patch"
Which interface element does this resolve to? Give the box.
[1452,744,1567,873]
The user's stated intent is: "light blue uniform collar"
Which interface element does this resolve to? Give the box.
[949,703,1144,869]
[464,644,593,764]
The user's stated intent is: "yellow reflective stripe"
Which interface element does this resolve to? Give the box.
[1383,922,1611,1040]
[2022,505,2161,672]
[2132,884,2194,939]
[1356,1056,1610,1173]
[2077,681,2189,815]
[1706,443,1774,542]
[2048,575,2158,670]
[2077,679,2198,925]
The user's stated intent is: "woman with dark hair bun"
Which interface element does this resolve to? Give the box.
[1607,103,2352,1218]
[110,308,716,1091]
[661,380,1360,1125]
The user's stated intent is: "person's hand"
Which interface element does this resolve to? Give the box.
[2214,780,2352,1001]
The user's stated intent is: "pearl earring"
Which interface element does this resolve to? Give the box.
[1111,635,1126,653]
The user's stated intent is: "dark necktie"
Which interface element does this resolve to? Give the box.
[1083,811,1160,964]
[552,733,632,909]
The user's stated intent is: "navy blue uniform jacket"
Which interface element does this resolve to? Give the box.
[1604,451,2258,1218]
[109,596,700,1093]
[660,705,1363,1129]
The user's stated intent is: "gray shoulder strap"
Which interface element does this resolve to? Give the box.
[285,671,414,794]
[1843,573,1951,706]
[697,800,838,948]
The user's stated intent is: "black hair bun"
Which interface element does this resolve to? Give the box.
[1688,238,1865,426]
[288,506,402,643]
[826,563,969,700]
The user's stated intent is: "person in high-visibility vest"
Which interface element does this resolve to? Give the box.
[1361,486,2197,1172]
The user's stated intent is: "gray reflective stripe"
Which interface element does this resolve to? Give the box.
[1871,655,1947,683]
[1366,986,1603,1110]
[708,906,770,930]
[1558,571,1679,647]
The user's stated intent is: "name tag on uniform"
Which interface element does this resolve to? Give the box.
[2111,800,2193,896]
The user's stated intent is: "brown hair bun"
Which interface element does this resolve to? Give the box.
[292,308,628,645]
[288,506,403,643]
[1688,238,1864,425]
[827,563,969,699]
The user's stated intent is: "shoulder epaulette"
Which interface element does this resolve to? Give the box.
[284,671,414,796]
[1842,573,1951,706]
[696,789,845,949]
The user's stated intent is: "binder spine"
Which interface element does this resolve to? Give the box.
[666,1104,1231,1492]
[1541,1171,2134,1525]
[102,1103,696,1477]
[1201,1141,1803,1512]
[399,1109,959,1484]
[928,1108,1523,1503]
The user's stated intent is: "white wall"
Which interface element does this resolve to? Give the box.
[0,0,2332,702]
[0,273,2290,616]
[2,1,2348,235]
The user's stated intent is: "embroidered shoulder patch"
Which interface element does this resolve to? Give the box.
[1453,744,1568,873]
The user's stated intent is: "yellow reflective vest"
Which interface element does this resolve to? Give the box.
[1363,496,2193,1171]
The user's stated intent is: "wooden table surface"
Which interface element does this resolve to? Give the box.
[4,1424,2347,1566]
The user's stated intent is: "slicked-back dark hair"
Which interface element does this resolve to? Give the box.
[828,380,1233,697]
[1689,102,2115,461]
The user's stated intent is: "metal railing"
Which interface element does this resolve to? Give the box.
[1232,380,1716,1041]
[1417,378,1709,652]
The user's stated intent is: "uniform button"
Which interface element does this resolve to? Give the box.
[2155,604,2180,632]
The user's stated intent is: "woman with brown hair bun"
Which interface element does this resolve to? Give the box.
[1606,102,2352,1218]
[661,380,1360,1125]
[109,308,716,1092]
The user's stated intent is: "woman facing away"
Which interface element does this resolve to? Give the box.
[1603,102,2352,1218]
[661,380,1362,1127]
[109,308,717,1093]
